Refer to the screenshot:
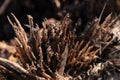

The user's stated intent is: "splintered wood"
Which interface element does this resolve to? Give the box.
[0,13,119,80]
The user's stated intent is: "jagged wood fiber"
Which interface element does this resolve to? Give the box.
[0,13,118,80]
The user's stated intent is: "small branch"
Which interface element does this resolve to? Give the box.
[0,0,12,15]
[0,58,45,80]
[0,58,27,73]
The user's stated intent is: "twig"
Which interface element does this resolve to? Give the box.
[0,0,12,15]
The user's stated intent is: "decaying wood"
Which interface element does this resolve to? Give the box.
[0,12,120,80]
[0,58,45,80]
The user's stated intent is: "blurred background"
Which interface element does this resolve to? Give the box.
[0,0,119,41]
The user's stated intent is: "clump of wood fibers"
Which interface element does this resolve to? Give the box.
[0,13,120,80]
